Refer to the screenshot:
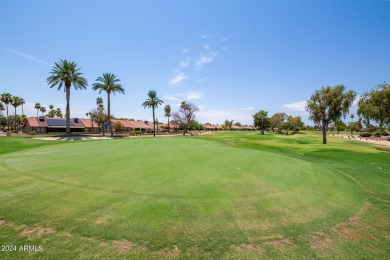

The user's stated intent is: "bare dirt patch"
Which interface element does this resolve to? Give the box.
[309,231,333,253]
[112,239,134,253]
[20,227,55,240]
[0,220,5,226]
[94,214,112,225]
[238,243,264,254]
[263,238,295,250]
[331,202,378,242]
[153,245,180,258]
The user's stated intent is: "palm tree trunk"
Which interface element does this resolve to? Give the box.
[108,92,113,136]
[152,106,156,137]
[37,109,39,117]
[14,106,17,130]
[167,116,170,133]
[6,105,9,131]
[22,105,24,116]
[65,84,71,134]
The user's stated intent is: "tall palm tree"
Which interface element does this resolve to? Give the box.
[1,93,13,131]
[11,96,21,129]
[34,103,41,117]
[142,90,164,137]
[0,102,5,116]
[92,73,124,136]
[47,60,88,134]
[20,98,25,116]
[164,104,171,133]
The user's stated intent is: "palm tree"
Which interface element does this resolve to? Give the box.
[11,96,22,129]
[0,102,4,116]
[1,93,13,131]
[47,59,88,134]
[34,103,41,117]
[40,106,46,116]
[164,105,171,133]
[142,90,164,137]
[56,108,63,118]
[92,73,124,136]
[20,98,25,116]
[96,97,104,109]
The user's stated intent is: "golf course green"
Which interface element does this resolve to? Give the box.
[0,132,389,259]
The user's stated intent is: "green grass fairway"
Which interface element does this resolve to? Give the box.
[0,132,389,259]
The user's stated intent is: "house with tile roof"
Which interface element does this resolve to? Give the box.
[23,117,86,134]
[24,117,155,134]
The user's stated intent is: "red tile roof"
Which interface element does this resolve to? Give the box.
[112,120,153,129]
[26,117,40,127]
[79,118,94,128]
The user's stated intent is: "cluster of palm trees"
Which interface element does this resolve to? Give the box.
[47,59,175,137]
[2,59,176,136]
[34,103,63,118]
[47,60,128,136]
[0,93,26,131]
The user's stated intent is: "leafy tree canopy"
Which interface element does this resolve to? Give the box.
[253,110,271,135]
[306,84,356,144]
[357,82,390,129]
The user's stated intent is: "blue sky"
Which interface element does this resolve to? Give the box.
[1,0,389,125]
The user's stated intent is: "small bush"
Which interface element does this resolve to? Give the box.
[359,132,372,137]
[29,130,37,135]
[11,130,19,133]
[374,132,381,138]
[380,131,389,136]
[129,130,142,136]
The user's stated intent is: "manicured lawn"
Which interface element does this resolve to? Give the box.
[0,132,389,259]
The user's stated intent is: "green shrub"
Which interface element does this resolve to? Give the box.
[129,130,142,136]
[359,132,372,137]
[11,130,19,133]
[29,130,37,135]
[374,132,381,138]
[380,130,389,136]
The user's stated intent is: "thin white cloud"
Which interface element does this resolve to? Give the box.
[194,52,217,69]
[164,95,179,101]
[282,101,307,112]
[197,77,209,82]
[186,92,203,100]
[0,46,53,67]
[179,56,190,68]
[164,91,203,103]
[168,73,188,85]
[240,107,254,111]
[182,48,189,54]
[202,44,210,50]
[201,35,213,39]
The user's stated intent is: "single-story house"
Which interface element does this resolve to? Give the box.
[112,120,153,133]
[24,117,86,134]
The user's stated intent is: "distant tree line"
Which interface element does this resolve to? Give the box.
[251,83,389,144]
